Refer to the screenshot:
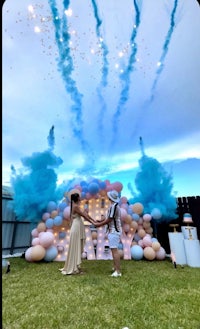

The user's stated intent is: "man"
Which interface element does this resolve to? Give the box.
[95,190,122,277]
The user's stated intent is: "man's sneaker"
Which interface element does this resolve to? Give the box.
[111,271,122,277]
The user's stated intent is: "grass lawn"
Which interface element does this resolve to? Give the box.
[2,257,200,329]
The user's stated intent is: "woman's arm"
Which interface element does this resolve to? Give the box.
[94,217,111,227]
[74,204,96,224]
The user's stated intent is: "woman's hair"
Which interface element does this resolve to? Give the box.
[71,193,80,203]
[70,193,80,217]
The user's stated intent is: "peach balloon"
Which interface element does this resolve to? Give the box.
[132,202,144,215]
[31,245,46,261]
[51,210,58,218]
[152,241,161,251]
[37,222,46,233]
[138,229,146,238]
[143,247,156,260]
[130,221,138,230]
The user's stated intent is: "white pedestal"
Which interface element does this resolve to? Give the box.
[181,226,198,240]
[168,232,187,265]
[184,239,200,268]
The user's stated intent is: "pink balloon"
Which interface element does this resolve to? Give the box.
[121,203,128,210]
[25,247,34,262]
[143,214,152,222]
[120,196,128,204]
[39,232,54,248]
[120,208,128,221]
[42,212,50,221]
[31,228,39,238]
[32,237,40,246]
[113,181,123,192]
[143,236,152,247]
[63,206,70,219]
[156,247,166,260]
[123,223,130,233]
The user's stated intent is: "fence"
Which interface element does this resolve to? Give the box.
[2,186,200,256]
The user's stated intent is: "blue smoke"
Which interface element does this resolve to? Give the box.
[91,0,109,143]
[129,137,178,222]
[48,0,95,168]
[149,0,179,103]
[111,0,142,145]
[10,126,63,222]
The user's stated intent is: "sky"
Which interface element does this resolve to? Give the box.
[2,0,200,200]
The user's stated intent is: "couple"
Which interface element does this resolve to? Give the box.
[59,188,122,277]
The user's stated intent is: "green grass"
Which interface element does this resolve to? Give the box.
[2,257,200,329]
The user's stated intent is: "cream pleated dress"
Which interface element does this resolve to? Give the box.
[62,213,86,275]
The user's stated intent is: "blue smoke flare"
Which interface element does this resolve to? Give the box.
[149,0,179,103]
[111,0,142,145]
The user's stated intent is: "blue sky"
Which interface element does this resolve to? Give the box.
[2,0,200,199]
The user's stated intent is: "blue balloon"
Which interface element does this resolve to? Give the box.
[53,215,63,226]
[99,181,106,190]
[59,232,66,239]
[44,246,58,262]
[88,182,99,195]
[132,213,140,221]
[131,245,143,260]
[47,201,57,213]
[46,218,54,229]
[118,242,123,250]
[58,202,68,211]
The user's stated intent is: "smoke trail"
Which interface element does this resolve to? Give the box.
[91,0,109,142]
[111,0,142,145]
[149,0,179,103]
[48,0,95,168]
[47,125,55,150]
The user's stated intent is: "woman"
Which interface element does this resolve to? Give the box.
[59,189,95,275]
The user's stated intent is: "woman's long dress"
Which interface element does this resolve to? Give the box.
[63,213,86,274]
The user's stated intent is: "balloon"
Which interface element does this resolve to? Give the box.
[143,247,156,260]
[31,228,39,238]
[51,210,58,218]
[143,235,152,247]
[39,231,54,248]
[156,247,166,260]
[32,237,40,246]
[58,202,68,211]
[42,212,50,221]
[63,206,70,220]
[143,214,152,222]
[25,247,34,262]
[151,208,162,220]
[53,215,63,226]
[120,208,128,221]
[37,222,46,233]
[131,245,143,260]
[31,245,46,261]
[138,229,146,238]
[47,201,57,213]
[45,218,54,229]
[59,232,66,239]
[44,246,58,262]
[99,181,106,190]
[88,182,99,195]
[92,231,97,239]
[132,202,144,215]
[113,181,123,192]
[132,213,140,221]
[152,241,161,251]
